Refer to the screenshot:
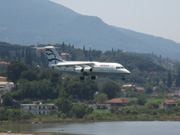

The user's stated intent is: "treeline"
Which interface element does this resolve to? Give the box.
[0,41,168,72]
[1,41,180,90]
[0,42,48,68]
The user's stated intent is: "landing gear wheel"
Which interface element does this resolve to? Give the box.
[91,76,96,80]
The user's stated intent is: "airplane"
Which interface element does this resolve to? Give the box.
[44,46,130,80]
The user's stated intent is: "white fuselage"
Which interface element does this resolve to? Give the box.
[44,46,130,80]
[52,61,130,76]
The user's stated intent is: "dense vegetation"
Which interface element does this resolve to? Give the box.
[1,42,180,121]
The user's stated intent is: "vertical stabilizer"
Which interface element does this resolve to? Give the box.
[44,46,64,66]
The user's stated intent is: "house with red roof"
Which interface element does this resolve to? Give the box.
[159,100,178,110]
[104,98,131,110]
[135,86,145,91]
[89,98,131,110]
[0,61,9,65]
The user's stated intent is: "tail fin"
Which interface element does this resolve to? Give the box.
[44,46,64,66]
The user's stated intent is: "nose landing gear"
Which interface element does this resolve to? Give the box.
[122,75,125,80]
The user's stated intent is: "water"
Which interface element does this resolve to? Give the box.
[1,121,180,135]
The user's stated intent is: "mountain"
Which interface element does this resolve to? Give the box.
[0,0,180,59]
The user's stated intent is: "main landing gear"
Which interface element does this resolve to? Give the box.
[91,76,96,80]
[79,76,96,80]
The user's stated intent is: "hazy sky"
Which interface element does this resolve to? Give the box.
[51,0,180,43]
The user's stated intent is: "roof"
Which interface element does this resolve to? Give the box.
[121,89,126,92]
[0,82,14,85]
[136,87,145,91]
[0,77,7,81]
[0,61,9,65]
[0,82,8,85]
[166,94,174,97]
[122,84,133,87]
[61,53,70,55]
[0,76,6,79]
[149,72,157,75]
[21,104,56,106]
[105,98,130,104]
[163,100,178,105]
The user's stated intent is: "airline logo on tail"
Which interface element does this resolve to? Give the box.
[45,46,64,65]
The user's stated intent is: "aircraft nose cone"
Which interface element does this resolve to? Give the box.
[127,70,131,74]
[124,69,131,74]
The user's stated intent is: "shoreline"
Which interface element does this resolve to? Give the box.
[1,116,180,125]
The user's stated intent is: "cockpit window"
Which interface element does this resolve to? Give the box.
[116,67,124,69]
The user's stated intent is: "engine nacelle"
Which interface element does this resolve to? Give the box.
[83,66,93,73]
[75,66,83,73]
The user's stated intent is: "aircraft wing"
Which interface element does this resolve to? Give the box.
[54,62,95,67]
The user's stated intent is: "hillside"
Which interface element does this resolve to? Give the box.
[0,0,180,59]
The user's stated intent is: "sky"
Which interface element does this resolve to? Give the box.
[50,0,180,43]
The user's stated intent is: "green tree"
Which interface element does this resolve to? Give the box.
[55,89,72,115]
[146,86,153,94]
[137,94,147,105]
[21,69,38,81]
[7,61,28,83]
[69,103,91,118]
[101,81,121,99]
[146,99,163,109]
[0,107,8,120]
[65,80,97,100]
[3,93,14,107]
[94,93,108,103]
[176,66,180,87]
[167,71,172,87]
[50,72,60,87]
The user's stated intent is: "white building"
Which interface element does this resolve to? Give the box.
[0,81,14,92]
[0,76,7,81]
[21,101,58,115]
